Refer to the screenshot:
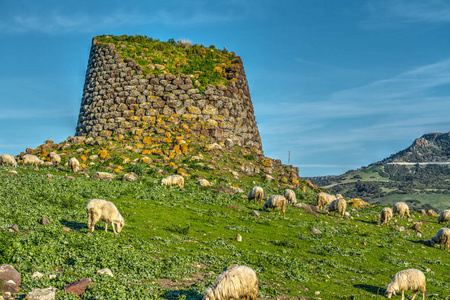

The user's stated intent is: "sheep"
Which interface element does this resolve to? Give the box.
[68,157,81,173]
[198,179,211,187]
[386,268,426,300]
[380,207,393,226]
[283,189,297,205]
[0,154,17,167]
[49,152,61,165]
[392,202,410,218]
[23,154,44,166]
[161,174,184,188]
[326,198,347,218]
[247,186,267,205]
[430,227,450,251]
[437,209,450,225]
[317,192,338,210]
[262,195,287,217]
[86,199,124,234]
[204,265,258,300]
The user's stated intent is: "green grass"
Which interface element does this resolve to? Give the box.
[0,166,449,299]
[372,194,450,211]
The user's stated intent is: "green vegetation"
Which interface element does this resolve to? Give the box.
[96,35,235,88]
[1,166,449,299]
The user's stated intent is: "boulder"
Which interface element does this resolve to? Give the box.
[64,278,91,296]
[92,172,115,180]
[26,287,57,300]
[0,264,21,294]
[96,268,114,277]
[122,172,138,182]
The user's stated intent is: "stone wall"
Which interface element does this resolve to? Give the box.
[75,38,263,151]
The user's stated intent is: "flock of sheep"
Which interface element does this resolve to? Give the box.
[2,153,449,299]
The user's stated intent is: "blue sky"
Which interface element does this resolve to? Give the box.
[0,0,449,176]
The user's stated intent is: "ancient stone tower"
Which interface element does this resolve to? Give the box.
[75,36,263,151]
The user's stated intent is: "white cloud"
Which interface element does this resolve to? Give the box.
[0,3,243,34]
[362,0,450,29]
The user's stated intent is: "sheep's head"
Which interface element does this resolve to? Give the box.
[203,288,214,300]
[386,283,397,298]
[116,215,125,233]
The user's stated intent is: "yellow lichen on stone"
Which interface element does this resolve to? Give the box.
[348,198,370,207]
[281,177,288,183]
[291,177,299,185]
[141,157,152,164]
[169,162,177,169]
[302,186,307,192]
[143,137,153,144]
[135,143,144,148]
[80,155,87,162]
[98,150,108,159]
[180,143,188,153]
[81,163,87,169]
[187,107,201,114]
[177,168,187,176]
[113,168,122,174]
[142,150,153,155]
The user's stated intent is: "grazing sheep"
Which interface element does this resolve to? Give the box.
[326,198,347,218]
[262,195,287,217]
[0,154,17,167]
[198,179,211,187]
[68,157,80,173]
[430,227,450,251]
[392,202,410,218]
[317,192,337,210]
[86,199,124,234]
[23,154,44,166]
[49,152,61,165]
[380,207,393,226]
[161,174,184,188]
[283,189,297,205]
[204,265,258,300]
[247,186,267,205]
[386,268,426,300]
[437,209,450,225]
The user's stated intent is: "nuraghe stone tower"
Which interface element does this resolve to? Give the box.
[75,36,263,152]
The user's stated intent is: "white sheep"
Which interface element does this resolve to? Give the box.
[198,179,211,187]
[437,209,450,225]
[317,192,337,210]
[23,154,44,166]
[430,227,450,251]
[68,157,81,173]
[326,198,347,218]
[161,174,184,188]
[283,189,297,205]
[247,186,267,205]
[0,154,17,167]
[204,265,258,300]
[392,202,410,218]
[49,152,61,165]
[386,268,426,300]
[262,195,287,217]
[86,199,124,234]
[380,207,393,226]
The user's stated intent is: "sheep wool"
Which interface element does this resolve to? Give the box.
[380,207,393,226]
[283,189,297,205]
[317,192,337,210]
[392,202,411,218]
[161,174,184,188]
[437,209,450,225]
[0,154,17,167]
[262,195,287,217]
[327,198,347,218]
[204,266,258,300]
[198,179,211,187]
[247,186,266,205]
[86,199,124,234]
[49,152,61,165]
[386,268,426,300]
[23,154,44,166]
[68,157,80,173]
[430,227,450,251]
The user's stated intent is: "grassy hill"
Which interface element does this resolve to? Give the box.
[0,165,449,299]
[310,132,450,211]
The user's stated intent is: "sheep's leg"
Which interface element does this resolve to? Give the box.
[112,223,117,234]
[401,291,405,300]
[422,292,425,300]
[90,213,101,232]
[411,291,417,300]
[104,222,108,232]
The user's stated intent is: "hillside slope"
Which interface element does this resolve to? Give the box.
[0,166,449,299]
[310,132,450,210]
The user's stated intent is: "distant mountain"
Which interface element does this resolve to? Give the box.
[309,132,450,211]
[383,132,450,163]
